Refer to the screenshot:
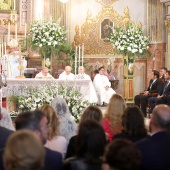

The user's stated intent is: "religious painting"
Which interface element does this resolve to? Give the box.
[101,19,113,42]
[0,0,15,12]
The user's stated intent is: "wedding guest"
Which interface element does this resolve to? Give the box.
[35,67,54,79]
[58,66,75,80]
[159,67,167,83]
[3,130,45,170]
[113,105,148,142]
[63,120,106,170]
[103,94,126,142]
[0,108,15,131]
[136,105,170,170]
[51,97,77,142]
[65,106,103,159]
[39,104,67,159]
[134,70,162,117]
[15,110,62,170]
[103,139,141,170]
[93,66,116,106]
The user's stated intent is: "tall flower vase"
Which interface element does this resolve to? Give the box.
[42,52,52,72]
[123,55,135,103]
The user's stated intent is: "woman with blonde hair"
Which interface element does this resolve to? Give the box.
[103,94,126,142]
[3,130,45,170]
[39,104,67,159]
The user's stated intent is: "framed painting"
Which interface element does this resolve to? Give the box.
[0,0,16,13]
[101,19,113,42]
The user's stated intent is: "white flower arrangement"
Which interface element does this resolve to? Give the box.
[109,22,150,58]
[11,83,88,123]
[29,19,67,57]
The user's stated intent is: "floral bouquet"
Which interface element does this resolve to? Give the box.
[29,19,67,58]
[109,22,150,58]
[11,82,89,122]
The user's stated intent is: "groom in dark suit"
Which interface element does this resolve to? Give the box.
[136,105,170,170]
[148,70,170,112]
[134,70,162,117]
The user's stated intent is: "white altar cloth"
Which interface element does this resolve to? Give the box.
[2,78,98,103]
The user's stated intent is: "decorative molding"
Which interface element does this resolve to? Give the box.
[96,0,117,7]
[165,18,170,32]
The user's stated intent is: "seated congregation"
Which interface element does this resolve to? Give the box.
[1,91,170,170]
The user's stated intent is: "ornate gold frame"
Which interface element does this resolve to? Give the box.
[72,6,135,56]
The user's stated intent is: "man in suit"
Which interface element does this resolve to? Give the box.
[15,110,62,170]
[136,105,170,170]
[148,70,170,112]
[134,70,162,117]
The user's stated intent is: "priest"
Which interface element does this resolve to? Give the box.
[58,66,75,80]
[93,66,116,105]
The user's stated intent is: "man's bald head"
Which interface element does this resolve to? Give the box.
[42,67,49,76]
[65,66,72,75]
[151,105,170,131]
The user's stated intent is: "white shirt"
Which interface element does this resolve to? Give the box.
[35,71,54,79]
[58,71,75,80]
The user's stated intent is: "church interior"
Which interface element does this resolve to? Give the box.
[1,1,170,170]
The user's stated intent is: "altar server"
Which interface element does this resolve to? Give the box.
[35,67,54,79]
[93,66,116,105]
[58,66,75,80]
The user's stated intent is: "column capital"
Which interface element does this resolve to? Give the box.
[160,0,170,3]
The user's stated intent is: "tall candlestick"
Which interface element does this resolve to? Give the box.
[13,0,16,10]
[4,42,6,55]
[75,46,77,75]
[82,44,84,66]
[2,43,3,56]
[15,14,17,41]
[24,23,27,39]
[78,45,80,68]
[0,43,1,57]
[7,20,10,45]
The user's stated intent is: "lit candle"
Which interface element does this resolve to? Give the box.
[15,14,17,41]
[81,44,84,66]
[78,45,80,68]
[24,23,27,39]
[75,46,77,75]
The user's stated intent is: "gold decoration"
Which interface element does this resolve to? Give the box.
[72,6,134,55]
[165,19,170,33]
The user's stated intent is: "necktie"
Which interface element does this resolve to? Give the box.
[150,80,156,90]
[163,82,169,95]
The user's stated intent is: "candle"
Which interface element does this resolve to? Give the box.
[50,15,52,22]
[13,0,16,10]
[15,14,17,41]
[82,44,84,66]
[0,43,1,57]
[4,42,6,55]
[2,43,3,56]
[78,45,80,68]
[75,46,77,75]
[7,20,10,45]
[24,23,27,39]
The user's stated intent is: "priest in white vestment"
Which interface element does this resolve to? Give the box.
[93,66,116,105]
[58,66,75,80]
[76,66,98,103]
[35,67,54,79]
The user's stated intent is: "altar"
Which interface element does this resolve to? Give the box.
[2,78,98,104]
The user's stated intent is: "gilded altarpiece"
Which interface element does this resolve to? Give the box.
[72,1,145,100]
